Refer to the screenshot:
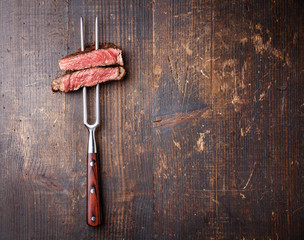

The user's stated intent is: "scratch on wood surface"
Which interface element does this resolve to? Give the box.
[241,60,247,88]
[39,174,65,192]
[167,55,189,95]
[153,107,211,129]
[233,60,237,97]
[259,91,266,101]
[240,37,248,44]
[22,50,36,57]
[252,33,291,67]
[173,11,192,18]
[200,70,209,78]
[281,95,285,116]
[240,193,246,199]
[181,65,189,105]
[241,124,252,137]
[197,130,210,152]
[231,94,243,111]
[181,42,193,55]
[252,34,271,54]
[153,64,162,75]
[25,82,39,87]
[173,139,181,150]
[243,161,257,189]
[168,56,179,85]
[200,189,252,192]
[157,152,168,178]
[293,206,304,214]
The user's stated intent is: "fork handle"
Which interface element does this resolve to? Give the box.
[87,153,101,226]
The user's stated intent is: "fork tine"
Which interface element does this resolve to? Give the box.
[83,87,88,126]
[95,17,100,125]
[95,17,98,50]
[95,84,100,125]
[81,17,88,126]
[80,17,85,51]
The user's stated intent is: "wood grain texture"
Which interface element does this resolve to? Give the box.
[152,1,214,238]
[0,0,303,239]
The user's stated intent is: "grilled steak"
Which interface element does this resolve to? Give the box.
[52,66,126,92]
[59,44,123,71]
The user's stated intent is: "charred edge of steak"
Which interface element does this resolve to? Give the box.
[51,77,63,92]
[59,43,121,60]
[117,66,126,80]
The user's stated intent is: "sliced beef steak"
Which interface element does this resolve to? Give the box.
[59,44,123,71]
[52,66,125,92]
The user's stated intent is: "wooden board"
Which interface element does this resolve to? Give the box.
[0,0,303,239]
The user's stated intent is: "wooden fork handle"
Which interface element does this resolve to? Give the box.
[87,153,101,226]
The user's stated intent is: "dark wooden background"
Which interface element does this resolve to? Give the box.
[1,0,303,239]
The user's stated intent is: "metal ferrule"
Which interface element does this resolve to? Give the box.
[88,128,97,153]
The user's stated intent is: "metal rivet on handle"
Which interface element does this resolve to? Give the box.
[91,216,96,222]
[90,188,95,194]
[90,161,94,166]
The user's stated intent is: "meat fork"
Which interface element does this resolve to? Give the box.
[80,17,101,226]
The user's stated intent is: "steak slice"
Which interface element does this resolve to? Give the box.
[52,66,126,92]
[59,44,123,71]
